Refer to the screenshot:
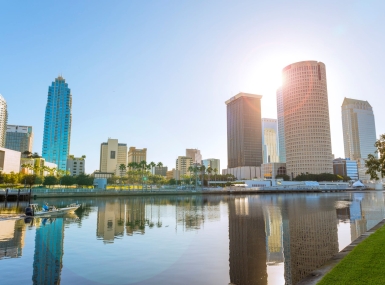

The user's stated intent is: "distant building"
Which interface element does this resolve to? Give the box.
[277,87,286,163]
[0,147,21,173]
[282,61,333,177]
[0,95,7,148]
[66,156,85,176]
[100,138,127,175]
[226,93,263,168]
[42,76,72,171]
[176,156,193,177]
[127,147,147,164]
[152,166,168,176]
[202,158,220,173]
[5,125,33,153]
[20,157,57,176]
[166,170,174,179]
[262,118,279,163]
[333,158,358,180]
[186,149,202,164]
[261,163,287,179]
[341,98,377,182]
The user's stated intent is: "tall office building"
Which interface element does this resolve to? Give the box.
[42,76,72,170]
[282,61,333,177]
[0,94,7,147]
[262,118,279,163]
[341,98,376,160]
[100,138,127,174]
[186,149,202,164]
[5,125,33,153]
[277,87,286,163]
[176,156,193,177]
[127,147,147,163]
[226,93,263,168]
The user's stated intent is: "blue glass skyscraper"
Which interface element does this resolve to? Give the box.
[42,76,72,170]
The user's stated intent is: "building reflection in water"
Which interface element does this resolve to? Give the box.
[32,218,65,285]
[229,197,268,285]
[0,219,26,259]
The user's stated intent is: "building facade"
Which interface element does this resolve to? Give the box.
[261,162,287,179]
[66,156,85,176]
[42,76,72,171]
[202,158,220,173]
[0,147,21,173]
[282,61,333,178]
[176,156,193,177]
[226,93,263,168]
[276,87,286,163]
[127,147,147,164]
[0,95,7,148]
[262,118,279,164]
[152,166,168,176]
[5,125,33,153]
[222,166,261,180]
[186,149,202,164]
[342,98,376,160]
[100,139,127,175]
[333,158,358,180]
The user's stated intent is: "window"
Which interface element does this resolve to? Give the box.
[110,151,116,159]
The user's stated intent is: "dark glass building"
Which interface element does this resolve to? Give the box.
[226,93,263,168]
[42,76,72,170]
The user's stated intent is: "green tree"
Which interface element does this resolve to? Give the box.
[76,174,94,187]
[119,164,126,178]
[43,176,58,188]
[365,134,385,180]
[61,175,76,187]
[207,166,213,187]
[275,174,291,181]
[24,174,37,188]
[213,168,218,181]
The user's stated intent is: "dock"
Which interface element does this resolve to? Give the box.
[0,189,31,202]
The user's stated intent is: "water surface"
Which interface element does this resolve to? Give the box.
[0,191,384,285]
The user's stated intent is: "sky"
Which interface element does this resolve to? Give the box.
[1,0,384,173]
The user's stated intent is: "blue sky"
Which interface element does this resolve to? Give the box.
[1,0,384,173]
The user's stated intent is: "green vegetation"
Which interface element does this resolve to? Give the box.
[318,225,385,285]
[275,174,291,181]
[294,173,351,182]
[365,134,385,180]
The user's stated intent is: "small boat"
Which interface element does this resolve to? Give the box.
[26,203,80,217]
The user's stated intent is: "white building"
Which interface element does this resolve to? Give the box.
[276,87,286,163]
[67,156,86,176]
[0,147,20,173]
[0,95,7,148]
[262,118,279,163]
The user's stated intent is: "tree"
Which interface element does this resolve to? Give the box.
[156,162,163,168]
[207,166,213,187]
[61,175,76,187]
[119,164,126,178]
[24,174,37,188]
[275,174,290,181]
[76,174,94,187]
[43,176,58,188]
[200,165,206,187]
[32,152,41,158]
[365,134,385,181]
[213,168,218,181]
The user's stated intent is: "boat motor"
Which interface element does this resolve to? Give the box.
[25,205,33,216]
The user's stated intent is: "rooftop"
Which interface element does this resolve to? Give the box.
[225,92,263,105]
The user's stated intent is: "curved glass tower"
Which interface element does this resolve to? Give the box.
[42,76,72,170]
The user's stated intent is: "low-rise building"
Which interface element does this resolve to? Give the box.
[0,147,21,173]
[152,166,168,176]
[222,167,262,180]
[20,157,57,176]
[333,158,359,180]
[67,156,86,176]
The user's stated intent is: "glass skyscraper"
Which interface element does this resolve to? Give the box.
[42,76,72,170]
[0,94,7,148]
[5,125,33,153]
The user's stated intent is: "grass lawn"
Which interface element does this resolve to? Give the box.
[318,224,385,285]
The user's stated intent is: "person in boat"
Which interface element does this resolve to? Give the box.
[42,203,49,212]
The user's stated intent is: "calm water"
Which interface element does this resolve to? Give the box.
[1,192,385,285]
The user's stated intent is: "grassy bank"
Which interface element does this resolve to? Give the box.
[318,223,385,285]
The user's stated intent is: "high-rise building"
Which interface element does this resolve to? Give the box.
[127,147,147,164]
[66,156,85,176]
[0,95,7,147]
[202,158,220,173]
[186,149,202,164]
[176,156,193,177]
[333,158,358,180]
[226,93,263,168]
[42,76,72,171]
[276,87,286,163]
[262,118,279,163]
[342,98,377,160]
[100,139,127,175]
[282,61,333,178]
[5,125,33,153]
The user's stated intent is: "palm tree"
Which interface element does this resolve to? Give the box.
[156,162,163,168]
[149,161,156,174]
[207,166,213,187]
[213,168,218,182]
[139,160,147,188]
[200,165,206,188]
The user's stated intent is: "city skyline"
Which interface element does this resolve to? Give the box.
[1,1,385,171]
